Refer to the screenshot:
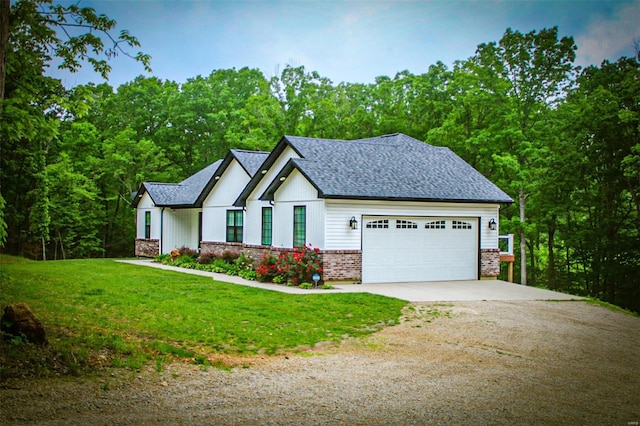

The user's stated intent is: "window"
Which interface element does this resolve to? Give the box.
[293,206,306,247]
[425,220,446,229]
[396,220,418,229]
[366,220,389,229]
[452,220,472,230]
[226,210,243,242]
[144,211,151,239]
[261,207,272,246]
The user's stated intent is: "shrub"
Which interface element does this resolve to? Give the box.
[221,250,240,264]
[198,252,218,265]
[174,255,197,268]
[235,252,254,270]
[177,246,200,260]
[255,252,278,282]
[299,282,312,289]
[277,244,323,286]
[154,254,171,263]
[238,269,257,280]
[255,244,323,287]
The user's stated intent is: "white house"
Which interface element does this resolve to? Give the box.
[132,149,268,256]
[134,133,513,283]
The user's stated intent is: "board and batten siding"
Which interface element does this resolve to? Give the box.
[244,146,301,246]
[162,208,200,253]
[324,199,501,251]
[272,169,326,249]
[202,160,250,243]
[136,192,162,240]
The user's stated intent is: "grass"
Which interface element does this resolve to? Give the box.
[583,297,639,317]
[0,255,406,379]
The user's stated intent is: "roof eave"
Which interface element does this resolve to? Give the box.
[321,194,514,204]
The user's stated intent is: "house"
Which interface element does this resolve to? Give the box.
[132,149,268,257]
[133,133,513,283]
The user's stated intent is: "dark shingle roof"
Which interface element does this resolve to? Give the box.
[135,160,222,208]
[133,149,269,208]
[232,149,269,177]
[258,134,513,204]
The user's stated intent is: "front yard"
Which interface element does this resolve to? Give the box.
[0,255,405,379]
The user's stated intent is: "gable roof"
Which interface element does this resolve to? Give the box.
[231,149,270,177]
[196,149,269,206]
[239,133,513,205]
[132,149,270,209]
[132,160,223,208]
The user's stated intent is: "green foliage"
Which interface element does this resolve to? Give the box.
[0,257,406,379]
[154,253,171,263]
[1,0,151,258]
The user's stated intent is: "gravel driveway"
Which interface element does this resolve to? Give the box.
[2,300,638,425]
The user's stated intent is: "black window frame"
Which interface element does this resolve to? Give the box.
[226,210,243,243]
[144,211,151,239]
[293,205,306,247]
[261,207,273,246]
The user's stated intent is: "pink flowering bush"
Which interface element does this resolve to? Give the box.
[255,244,323,286]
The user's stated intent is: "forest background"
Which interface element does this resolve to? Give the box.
[0,1,639,312]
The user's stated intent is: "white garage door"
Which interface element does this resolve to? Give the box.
[362,216,479,283]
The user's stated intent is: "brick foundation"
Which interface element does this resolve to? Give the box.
[320,250,362,282]
[200,242,362,283]
[480,248,500,278]
[200,241,243,257]
[135,239,160,258]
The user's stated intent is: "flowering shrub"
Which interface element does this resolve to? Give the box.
[255,252,278,282]
[255,244,323,286]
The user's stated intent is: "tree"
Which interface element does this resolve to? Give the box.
[0,0,150,104]
[0,0,149,253]
[473,27,577,285]
[560,58,640,311]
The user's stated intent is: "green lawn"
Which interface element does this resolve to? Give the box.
[0,256,406,378]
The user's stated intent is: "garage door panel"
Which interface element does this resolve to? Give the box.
[362,216,478,283]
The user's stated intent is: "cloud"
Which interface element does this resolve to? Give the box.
[575,0,640,66]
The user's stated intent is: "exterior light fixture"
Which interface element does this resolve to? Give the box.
[261,170,267,174]
[349,216,358,230]
[214,176,220,180]
[488,218,497,231]
[279,176,286,182]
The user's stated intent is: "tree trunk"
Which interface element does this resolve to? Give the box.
[547,220,556,290]
[519,188,527,286]
[58,229,66,260]
[0,0,9,105]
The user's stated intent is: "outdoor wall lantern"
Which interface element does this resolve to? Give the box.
[488,218,497,231]
[349,216,358,230]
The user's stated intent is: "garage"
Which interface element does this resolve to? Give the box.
[361,216,479,283]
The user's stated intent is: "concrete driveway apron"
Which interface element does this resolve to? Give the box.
[333,280,583,302]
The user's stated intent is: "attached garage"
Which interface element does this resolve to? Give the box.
[362,216,479,283]
[238,133,513,283]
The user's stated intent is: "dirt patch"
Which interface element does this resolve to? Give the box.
[1,301,639,425]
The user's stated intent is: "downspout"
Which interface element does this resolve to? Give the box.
[160,208,165,254]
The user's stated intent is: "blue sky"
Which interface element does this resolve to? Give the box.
[47,0,640,88]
